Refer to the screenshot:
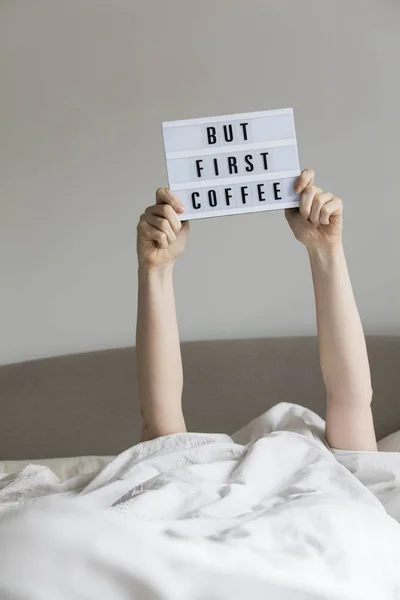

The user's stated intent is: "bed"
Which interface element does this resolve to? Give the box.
[1,336,400,598]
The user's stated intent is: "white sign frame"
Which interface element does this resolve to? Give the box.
[162,108,300,220]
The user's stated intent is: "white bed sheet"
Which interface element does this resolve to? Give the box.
[0,402,399,599]
[0,455,112,481]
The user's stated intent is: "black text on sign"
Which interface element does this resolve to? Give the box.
[162,108,300,220]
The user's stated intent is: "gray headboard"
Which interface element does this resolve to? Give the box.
[0,336,399,460]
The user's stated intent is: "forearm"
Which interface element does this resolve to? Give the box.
[308,245,376,449]
[309,244,372,403]
[136,264,185,438]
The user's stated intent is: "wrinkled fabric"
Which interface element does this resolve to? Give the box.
[0,402,399,599]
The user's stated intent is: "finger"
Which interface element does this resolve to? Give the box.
[319,197,343,225]
[294,169,315,194]
[310,192,334,226]
[180,220,190,233]
[299,185,323,220]
[156,188,185,214]
[145,203,182,235]
[138,219,168,249]
[285,207,298,221]
[141,213,176,244]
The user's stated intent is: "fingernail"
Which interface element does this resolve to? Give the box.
[178,205,185,213]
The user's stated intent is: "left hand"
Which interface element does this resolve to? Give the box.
[285,169,343,251]
[137,188,189,270]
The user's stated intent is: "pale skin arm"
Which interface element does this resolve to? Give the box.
[309,247,376,451]
[137,172,376,450]
[136,188,189,441]
[286,170,377,451]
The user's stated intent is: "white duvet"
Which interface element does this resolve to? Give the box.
[0,403,400,599]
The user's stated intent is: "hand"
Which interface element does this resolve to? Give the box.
[137,188,189,269]
[285,169,343,251]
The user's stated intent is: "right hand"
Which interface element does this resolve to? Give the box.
[137,188,189,269]
[285,169,343,252]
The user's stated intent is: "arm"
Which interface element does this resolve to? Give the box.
[136,188,189,441]
[137,264,186,440]
[309,247,376,450]
[286,169,376,451]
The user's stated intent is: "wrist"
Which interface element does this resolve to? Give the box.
[307,243,344,263]
[138,261,175,279]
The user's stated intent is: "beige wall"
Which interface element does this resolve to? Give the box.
[0,0,399,365]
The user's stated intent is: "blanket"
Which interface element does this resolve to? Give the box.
[0,403,399,599]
